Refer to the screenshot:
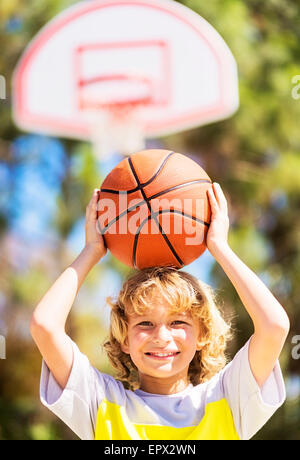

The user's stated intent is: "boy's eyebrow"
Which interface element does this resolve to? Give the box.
[129,311,191,321]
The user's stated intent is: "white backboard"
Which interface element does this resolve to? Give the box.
[13,0,239,146]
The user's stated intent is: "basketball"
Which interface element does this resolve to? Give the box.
[98,149,212,270]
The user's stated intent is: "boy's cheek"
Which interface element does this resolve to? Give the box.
[135,331,150,342]
[127,331,151,350]
[174,329,200,349]
[173,330,188,341]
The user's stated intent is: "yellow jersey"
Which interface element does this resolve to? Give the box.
[40,336,285,440]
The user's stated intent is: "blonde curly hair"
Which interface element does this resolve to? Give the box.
[103,265,233,391]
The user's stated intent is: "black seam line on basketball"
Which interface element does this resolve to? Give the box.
[139,151,175,187]
[128,156,184,269]
[101,178,212,197]
[96,220,108,248]
[132,232,139,269]
[148,179,212,201]
[157,209,210,227]
[100,187,139,194]
[100,151,176,195]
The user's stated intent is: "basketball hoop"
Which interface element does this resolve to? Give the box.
[12,0,239,160]
[81,70,153,159]
[90,101,146,160]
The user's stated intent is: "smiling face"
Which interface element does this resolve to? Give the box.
[121,291,203,394]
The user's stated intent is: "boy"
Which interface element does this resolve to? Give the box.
[30,183,289,440]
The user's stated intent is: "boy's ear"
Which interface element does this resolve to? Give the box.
[121,337,130,354]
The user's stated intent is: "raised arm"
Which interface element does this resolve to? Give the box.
[30,189,107,389]
[206,183,290,388]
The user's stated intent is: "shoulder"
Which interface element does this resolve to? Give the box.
[93,368,127,404]
[41,337,127,408]
[217,336,286,439]
[70,339,127,405]
[185,373,227,408]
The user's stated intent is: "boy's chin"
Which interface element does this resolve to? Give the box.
[141,364,186,378]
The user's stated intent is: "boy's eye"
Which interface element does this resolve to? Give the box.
[137,321,153,327]
[136,320,187,327]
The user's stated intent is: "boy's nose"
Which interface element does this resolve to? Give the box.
[153,324,172,344]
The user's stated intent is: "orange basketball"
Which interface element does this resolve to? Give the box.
[98,149,212,270]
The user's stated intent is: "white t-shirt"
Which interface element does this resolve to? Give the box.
[40,335,285,440]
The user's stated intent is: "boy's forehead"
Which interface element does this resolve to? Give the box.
[126,288,192,318]
[127,291,160,310]
[126,303,192,319]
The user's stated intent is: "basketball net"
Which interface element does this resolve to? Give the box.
[90,103,146,160]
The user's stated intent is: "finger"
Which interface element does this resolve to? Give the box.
[86,189,99,216]
[207,186,219,214]
[213,183,228,212]
[87,190,97,207]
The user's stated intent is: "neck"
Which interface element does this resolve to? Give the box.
[138,371,190,395]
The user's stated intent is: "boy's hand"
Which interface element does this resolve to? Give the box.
[85,189,107,261]
[206,182,230,256]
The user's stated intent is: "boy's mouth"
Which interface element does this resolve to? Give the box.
[144,351,180,359]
